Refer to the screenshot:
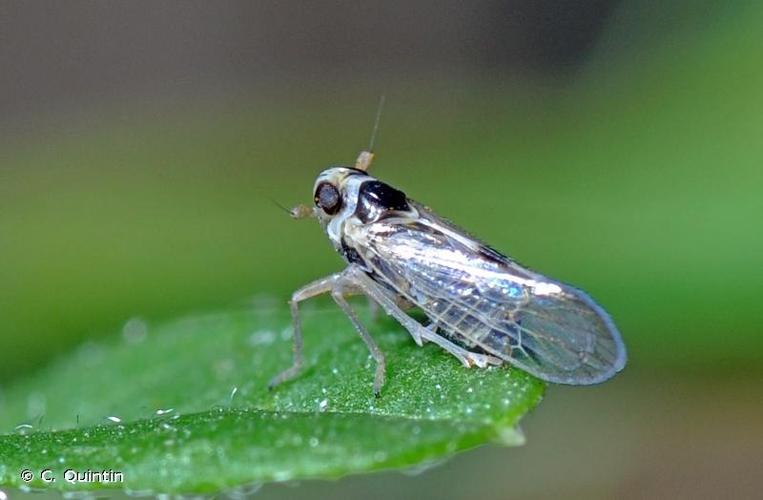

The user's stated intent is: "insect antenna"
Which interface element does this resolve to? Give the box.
[268,197,293,216]
[267,197,314,219]
[368,94,386,153]
[355,95,386,171]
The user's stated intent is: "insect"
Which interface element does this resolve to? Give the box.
[270,145,626,396]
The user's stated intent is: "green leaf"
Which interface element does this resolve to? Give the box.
[0,303,544,494]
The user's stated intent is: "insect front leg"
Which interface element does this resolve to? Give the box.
[331,280,387,397]
[268,273,341,390]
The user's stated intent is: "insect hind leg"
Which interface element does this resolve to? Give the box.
[346,266,502,369]
[419,328,503,368]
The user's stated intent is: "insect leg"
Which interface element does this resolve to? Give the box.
[330,284,387,397]
[344,266,425,346]
[418,329,503,368]
[346,267,501,369]
[268,273,341,390]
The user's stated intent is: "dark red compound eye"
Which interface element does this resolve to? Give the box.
[314,182,342,215]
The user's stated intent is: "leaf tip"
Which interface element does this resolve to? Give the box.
[494,425,526,446]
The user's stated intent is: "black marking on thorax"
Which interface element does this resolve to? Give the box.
[355,180,411,223]
[340,238,366,267]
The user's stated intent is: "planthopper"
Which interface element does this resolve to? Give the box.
[270,113,626,396]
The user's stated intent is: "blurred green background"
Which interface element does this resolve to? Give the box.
[1,0,761,498]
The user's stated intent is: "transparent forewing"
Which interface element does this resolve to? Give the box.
[359,203,626,385]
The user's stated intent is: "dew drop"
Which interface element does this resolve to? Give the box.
[14,423,34,435]
[308,437,319,447]
[280,326,293,341]
[106,416,122,423]
[122,317,148,344]
[273,470,292,481]
[225,483,263,499]
[248,330,276,346]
